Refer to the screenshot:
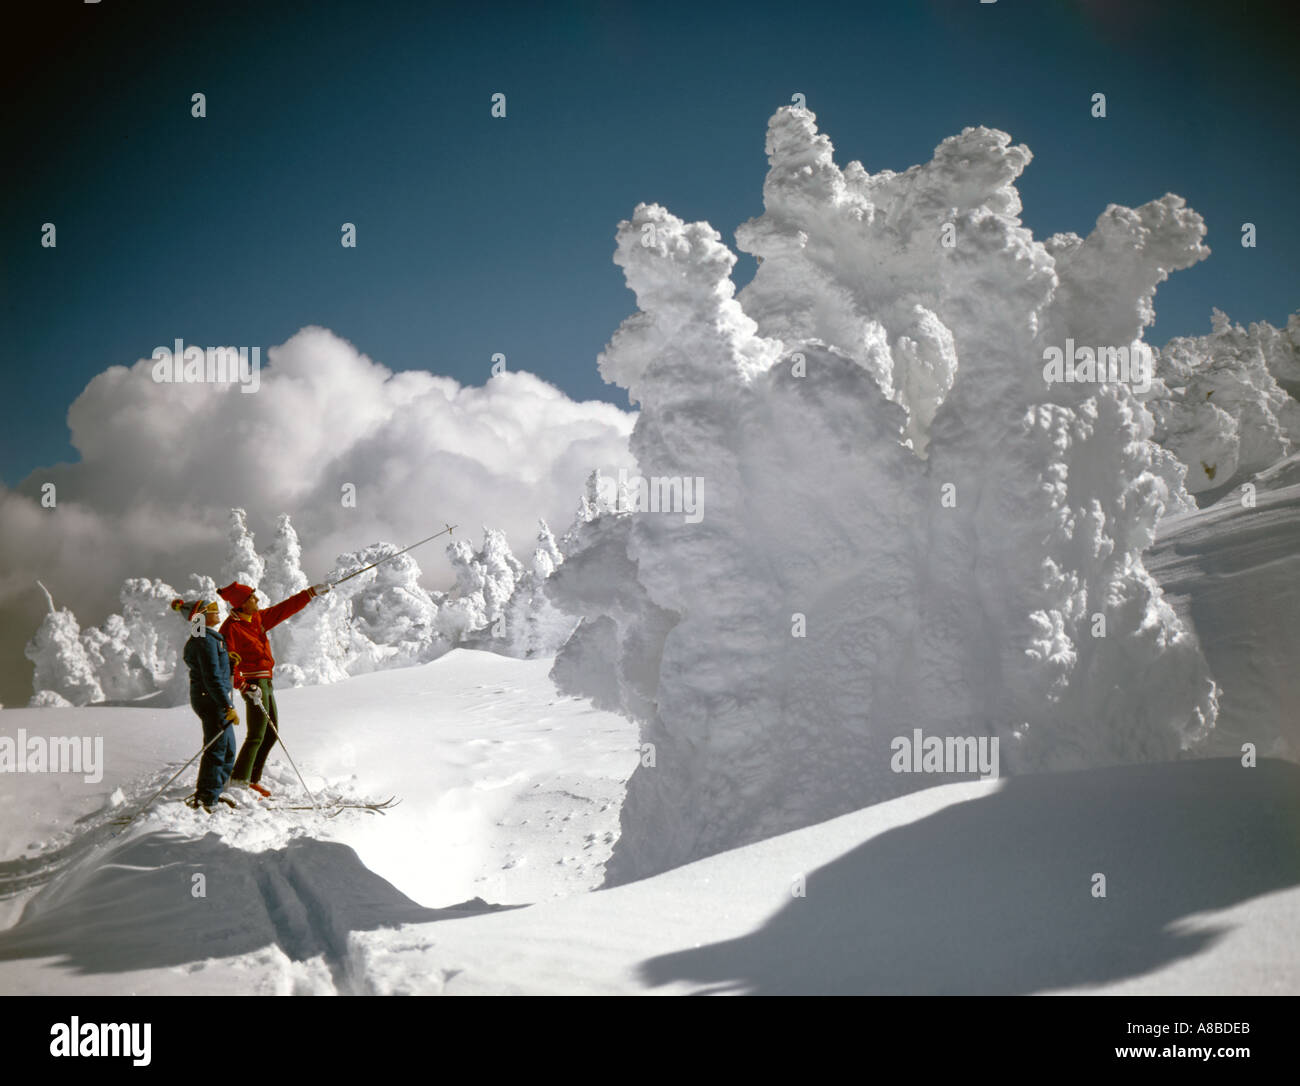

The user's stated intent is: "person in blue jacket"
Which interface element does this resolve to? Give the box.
[172,598,241,813]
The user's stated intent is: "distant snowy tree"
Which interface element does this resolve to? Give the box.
[261,514,310,601]
[346,544,445,669]
[120,577,193,704]
[579,470,603,523]
[26,581,104,706]
[437,530,517,642]
[259,513,314,674]
[271,585,357,688]
[220,507,264,591]
[273,543,436,685]
[1145,309,1300,493]
[434,526,572,655]
[533,519,563,580]
[507,520,577,657]
[436,528,559,652]
[81,614,153,701]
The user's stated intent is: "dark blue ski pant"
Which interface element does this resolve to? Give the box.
[193,692,236,805]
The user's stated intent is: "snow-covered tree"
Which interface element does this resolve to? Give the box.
[26,582,104,706]
[81,614,153,701]
[259,513,315,673]
[432,526,573,656]
[549,106,1225,885]
[1144,309,1300,493]
[120,576,196,704]
[346,544,444,669]
[220,507,264,590]
[436,529,522,643]
[533,519,563,580]
[261,514,310,601]
[271,585,357,687]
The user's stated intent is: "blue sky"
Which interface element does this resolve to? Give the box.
[3,0,1297,485]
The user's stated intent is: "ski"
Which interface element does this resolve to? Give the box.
[264,796,402,817]
[112,793,400,824]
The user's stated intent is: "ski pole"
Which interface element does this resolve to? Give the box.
[262,718,320,815]
[111,722,233,829]
[328,523,457,587]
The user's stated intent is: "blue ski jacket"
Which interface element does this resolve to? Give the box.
[182,627,236,711]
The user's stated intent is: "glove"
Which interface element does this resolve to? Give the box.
[311,583,331,597]
[245,685,264,709]
[224,707,239,725]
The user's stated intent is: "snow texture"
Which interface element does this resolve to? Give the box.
[549,106,1224,885]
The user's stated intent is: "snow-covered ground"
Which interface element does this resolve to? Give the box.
[349,759,1300,996]
[0,652,639,994]
[4,448,1299,1002]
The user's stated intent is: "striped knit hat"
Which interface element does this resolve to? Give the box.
[170,598,218,621]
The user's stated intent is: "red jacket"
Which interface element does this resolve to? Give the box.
[220,589,314,689]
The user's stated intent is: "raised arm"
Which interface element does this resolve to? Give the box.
[259,587,316,631]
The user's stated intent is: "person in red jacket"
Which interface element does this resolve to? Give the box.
[218,579,329,797]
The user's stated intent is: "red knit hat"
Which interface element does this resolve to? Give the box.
[218,582,256,608]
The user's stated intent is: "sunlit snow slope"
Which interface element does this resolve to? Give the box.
[0,455,1297,995]
[0,651,637,994]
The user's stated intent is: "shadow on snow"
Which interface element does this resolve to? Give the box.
[639,758,1300,994]
[0,832,515,977]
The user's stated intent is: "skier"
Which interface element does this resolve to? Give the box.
[170,598,240,813]
[217,579,330,797]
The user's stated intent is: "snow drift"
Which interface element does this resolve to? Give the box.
[549,106,1225,884]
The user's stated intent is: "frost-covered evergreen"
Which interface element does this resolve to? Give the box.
[26,582,104,706]
[259,514,315,677]
[261,514,310,600]
[437,529,521,643]
[119,577,193,702]
[337,543,444,673]
[81,614,152,701]
[1144,309,1300,493]
[533,519,563,580]
[547,106,1233,884]
[434,525,575,657]
[220,507,264,592]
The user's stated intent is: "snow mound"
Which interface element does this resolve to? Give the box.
[549,106,1220,884]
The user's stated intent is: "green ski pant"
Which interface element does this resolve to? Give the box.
[231,677,280,785]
